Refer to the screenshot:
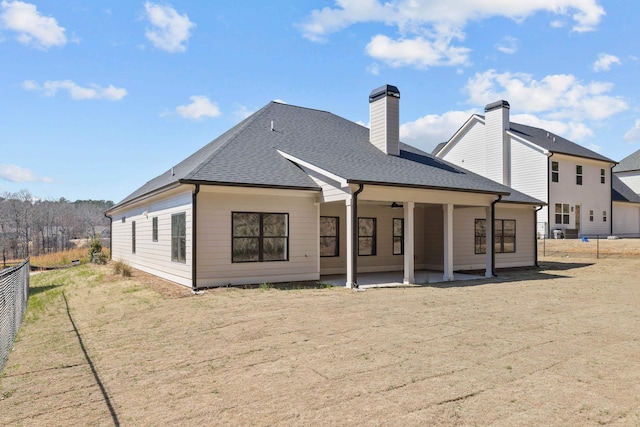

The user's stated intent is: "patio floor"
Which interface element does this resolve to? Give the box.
[320,270,485,289]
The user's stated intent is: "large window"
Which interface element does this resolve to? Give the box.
[576,165,583,185]
[320,216,339,257]
[132,221,136,254]
[393,218,403,255]
[152,217,158,242]
[358,217,376,256]
[475,219,516,254]
[551,161,559,183]
[171,213,186,263]
[555,203,570,224]
[232,212,288,263]
[496,220,516,253]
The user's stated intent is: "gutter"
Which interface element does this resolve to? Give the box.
[192,184,200,291]
[534,205,544,267]
[547,152,554,239]
[491,195,502,277]
[352,184,364,288]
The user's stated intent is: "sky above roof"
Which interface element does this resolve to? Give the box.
[1,0,639,202]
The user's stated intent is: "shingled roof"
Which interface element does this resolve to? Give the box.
[613,149,640,173]
[112,101,542,209]
[508,122,614,163]
[612,174,640,203]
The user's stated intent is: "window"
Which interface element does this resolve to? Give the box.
[497,220,516,253]
[358,217,376,256]
[232,212,288,262]
[555,203,570,224]
[393,218,403,255]
[171,213,186,263]
[601,168,606,184]
[132,221,136,254]
[603,211,607,222]
[320,216,339,257]
[474,219,486,254]
[589,210,594,222]
[475,219,516,254]
[152,217,158,242]
[576,165,583,185]
[551,161,559,183]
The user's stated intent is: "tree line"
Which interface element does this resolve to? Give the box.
[0,189,114,261]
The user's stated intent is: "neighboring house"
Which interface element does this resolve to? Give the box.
[614,149,640,195]
[105,86,543,290]
[433,100,632,238]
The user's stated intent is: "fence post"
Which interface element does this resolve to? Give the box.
[597,235,599,259]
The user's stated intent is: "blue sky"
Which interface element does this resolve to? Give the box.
[1,0,639,202]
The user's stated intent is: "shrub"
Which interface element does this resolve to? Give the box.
[88,235,103,263]
[113,259,133,278]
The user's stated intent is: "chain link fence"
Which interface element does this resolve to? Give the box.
[1,259,30,373]
[538,233,640,259]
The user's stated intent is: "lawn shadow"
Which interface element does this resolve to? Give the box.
[428,261,594,289]
[28,284,62,296]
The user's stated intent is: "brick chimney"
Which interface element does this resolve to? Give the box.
[484,100,511,186]
[369,85,400,156]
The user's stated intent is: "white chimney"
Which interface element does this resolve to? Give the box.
[369,85,400,156]
[484,100,511,186]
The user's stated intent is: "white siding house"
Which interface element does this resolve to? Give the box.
[107,86,543,290]
[435,100,623,238]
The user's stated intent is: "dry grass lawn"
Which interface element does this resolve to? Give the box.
[2,242,640,426]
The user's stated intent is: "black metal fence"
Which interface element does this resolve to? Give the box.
[0,259,30,373]
[539,233,640,259]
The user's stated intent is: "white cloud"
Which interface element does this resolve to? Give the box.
[400,110,476,151]
[143,2,194,53]
[23,80,127,100]
[593,53,621,72]
[175,96,221,120]
[496,35,517,54]
[464,69,627,121]
[299,0,605,68]
[233,104,254,121]
[623,119,640,143]
[366,34,470,69]
[0,0,66,49]
[0,164,51,183]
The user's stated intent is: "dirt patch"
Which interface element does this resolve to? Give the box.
[2,256,640,425]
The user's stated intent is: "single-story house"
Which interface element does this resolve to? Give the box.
[105,85,543,289]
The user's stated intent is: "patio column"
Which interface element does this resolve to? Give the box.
[485,206,493,278]
[443,203,454,281]
[403,201,415,284]
[345,196,355,289]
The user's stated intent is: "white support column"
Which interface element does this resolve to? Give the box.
[403,201,415,284]
[485,206,493,278]
[345,197,355,289]
[443,203,454,281]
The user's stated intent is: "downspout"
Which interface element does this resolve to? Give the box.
[610,164,615,236]
[534,205,543,267]
[104,213,112,261]
[547,152,554,239]
[352,184,364,288]
[491,195,502,277]
[192,184,200,291]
